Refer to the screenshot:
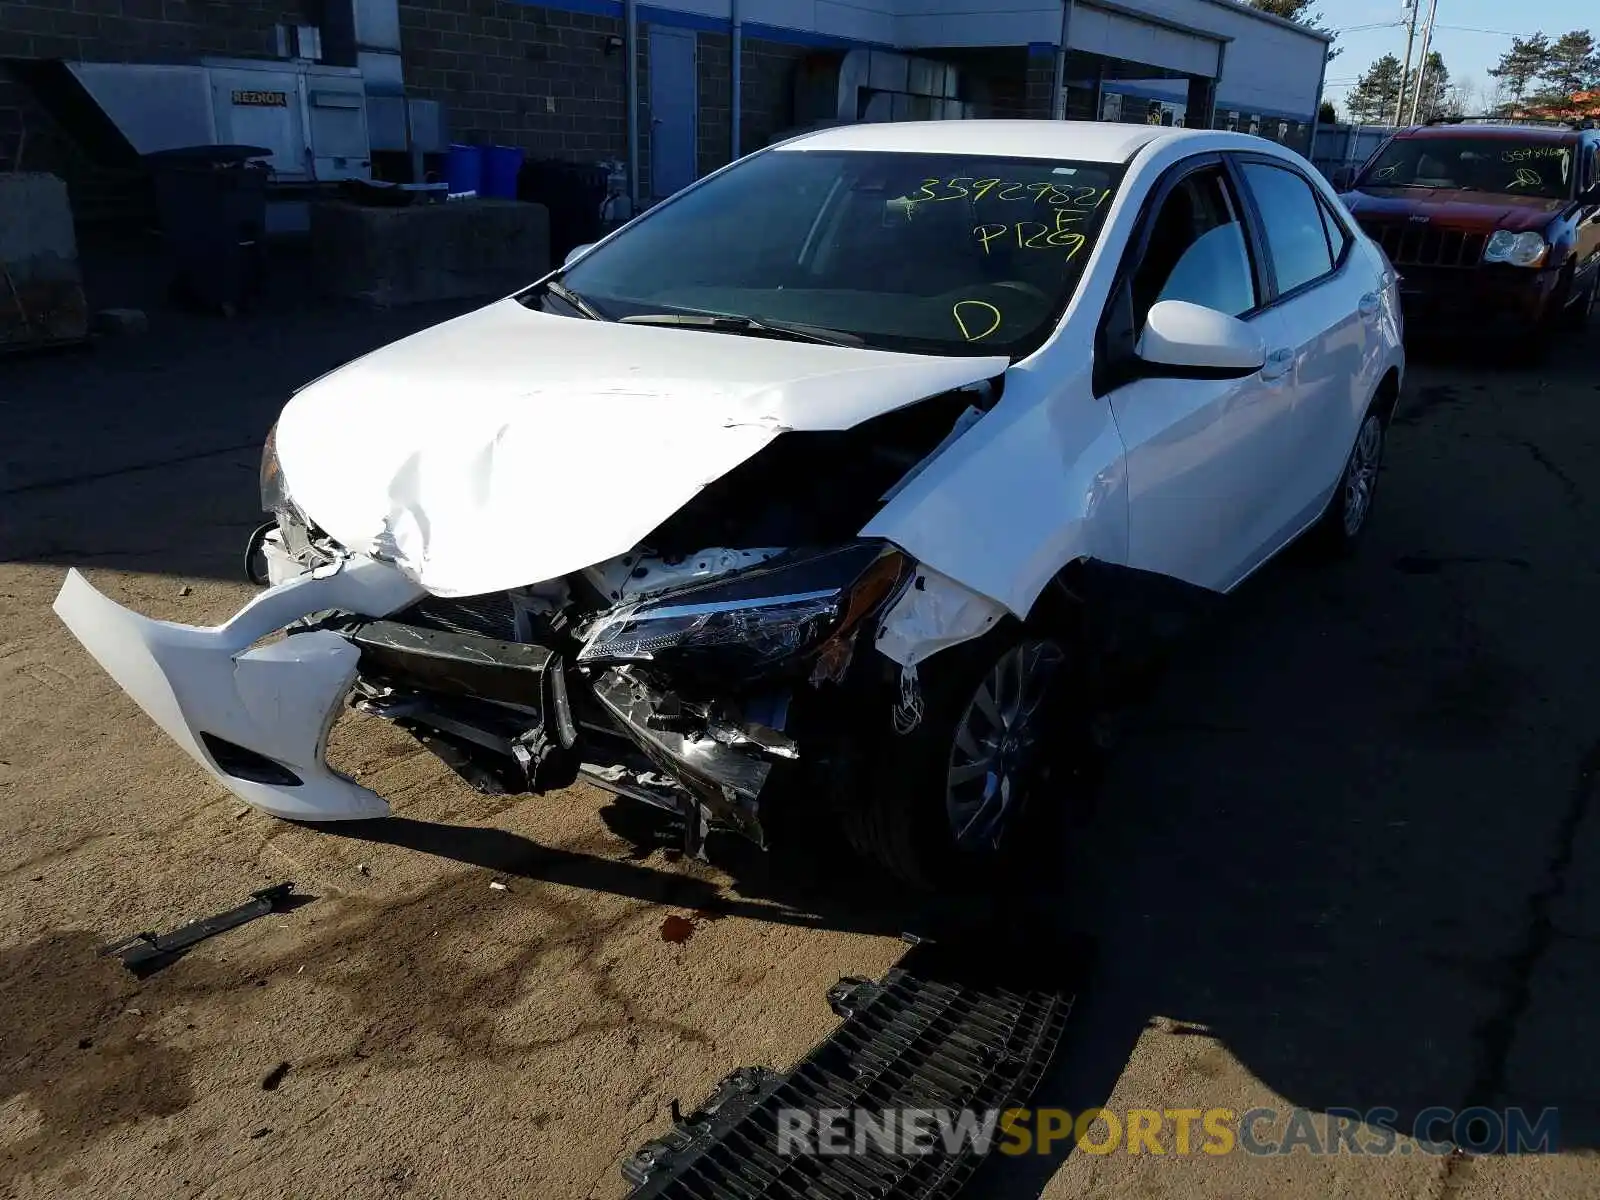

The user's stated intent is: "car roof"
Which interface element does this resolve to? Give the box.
[1394,124,1579,143]
[774,120,1245,164]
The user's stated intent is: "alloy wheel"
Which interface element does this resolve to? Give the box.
[1343,414,1384,538]
[945,639,1066,853]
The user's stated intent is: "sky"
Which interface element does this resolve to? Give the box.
[1317,0,1596,114]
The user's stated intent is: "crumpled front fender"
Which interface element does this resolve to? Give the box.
[53,556,427,820]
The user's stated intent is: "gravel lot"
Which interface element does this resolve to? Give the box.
[3,276,1598,1198]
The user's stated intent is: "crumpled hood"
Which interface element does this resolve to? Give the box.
[1348,187,1566,233]
[276,298,1008,597]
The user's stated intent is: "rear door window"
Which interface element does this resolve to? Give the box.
[1237,161,1336,296]
[1317,192,1352,265]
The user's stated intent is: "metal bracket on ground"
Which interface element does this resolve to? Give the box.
[103,882,305,975]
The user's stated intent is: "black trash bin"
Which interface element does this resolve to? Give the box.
[517,158,610,266]
[145,145,271,314]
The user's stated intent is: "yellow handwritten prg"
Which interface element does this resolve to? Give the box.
[953,299,1003,342]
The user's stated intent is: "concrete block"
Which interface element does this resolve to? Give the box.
[310,198,552,307]
[0,172,89,349]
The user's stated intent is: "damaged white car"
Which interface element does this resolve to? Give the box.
[56,121,1403,886]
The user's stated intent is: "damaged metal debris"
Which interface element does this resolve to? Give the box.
[300,538,922,859]
[103,882,303,975]
[621,930,1077,1199]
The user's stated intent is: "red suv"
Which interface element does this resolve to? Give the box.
[1338,119,1600,347]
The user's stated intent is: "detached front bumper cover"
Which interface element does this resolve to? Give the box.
[53,556,426,820]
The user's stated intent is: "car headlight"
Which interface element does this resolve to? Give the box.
[1484,229,1548,268]
[578,542,912,678]
[260,420,290,513]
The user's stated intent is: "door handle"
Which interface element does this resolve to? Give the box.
[1260,348,1295,381]
[1359,292,1381,319]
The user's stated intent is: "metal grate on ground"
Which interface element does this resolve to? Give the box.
[622,930,1080,1199]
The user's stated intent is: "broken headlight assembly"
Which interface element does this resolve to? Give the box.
[578,541,912,679]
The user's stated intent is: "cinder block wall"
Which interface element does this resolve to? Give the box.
[693,32,810,174]
[396,1,806,188]
[397,0,641,164]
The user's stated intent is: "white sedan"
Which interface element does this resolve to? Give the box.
[55,120,1404,888]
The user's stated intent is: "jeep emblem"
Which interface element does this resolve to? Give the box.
[1410,214,1430,224]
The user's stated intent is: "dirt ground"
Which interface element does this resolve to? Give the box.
[3,259,1600,1198]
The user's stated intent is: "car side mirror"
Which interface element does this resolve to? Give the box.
[1136,300,1267,380]
[563,243,596,269]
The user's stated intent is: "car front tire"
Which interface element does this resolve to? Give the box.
[842,624,1092,891]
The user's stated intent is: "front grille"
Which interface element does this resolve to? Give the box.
[621,932,1078,1199]
[401,592,518,640]
[1360,220,1486,269]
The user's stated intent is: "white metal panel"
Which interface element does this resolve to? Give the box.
[1070,5,1219,78]
[69,63,216,154]
[1213,22,1327,117]
[1113,0,1326,116]
[666,0,732,20]
[733,0,895,41]
[815,0,898,44]
[209,68,307,178]
[895,8,1059,48]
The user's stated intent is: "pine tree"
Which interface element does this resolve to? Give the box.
[1488,33,1551,107]
[1346,54,1406,125]
[1533,30,1600,107]
[1407,52,1452,123]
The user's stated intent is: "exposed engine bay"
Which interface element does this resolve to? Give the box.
[251,379,1004,855]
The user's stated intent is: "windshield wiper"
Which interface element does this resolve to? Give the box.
[543,278,608,321]
[618,312,862,347]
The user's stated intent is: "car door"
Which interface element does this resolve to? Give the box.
[1098,156,1295,592]
[1577,138,1600,297]
[1228,156,1379,570]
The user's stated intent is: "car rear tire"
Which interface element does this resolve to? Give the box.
[842,623,1093,891]
[1309,409,1385,559]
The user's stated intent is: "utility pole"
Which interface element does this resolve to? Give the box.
[1394,1,1420,126]
[1408,0,1441,126]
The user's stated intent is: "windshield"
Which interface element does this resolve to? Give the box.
[548,149,1126,359]
[1357,136,1577,199]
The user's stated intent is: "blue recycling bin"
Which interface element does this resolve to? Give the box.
[445,144,483,195]
[483,145,525,199]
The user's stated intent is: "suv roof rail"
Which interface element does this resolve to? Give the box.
[1423,114,1580,130]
